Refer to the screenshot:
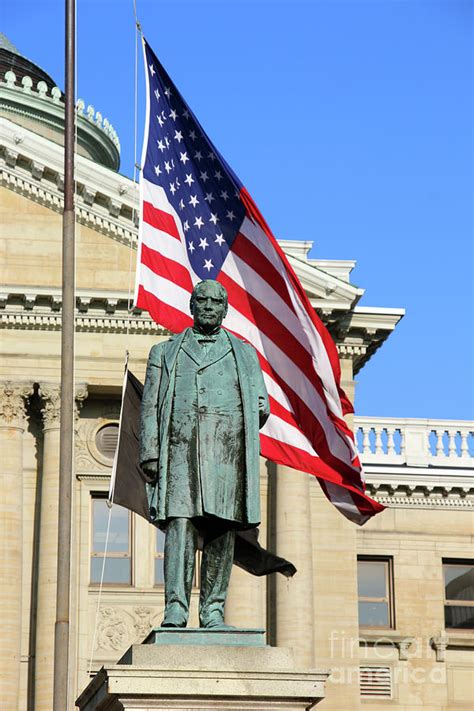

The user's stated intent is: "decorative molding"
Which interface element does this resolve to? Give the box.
[95,606,162,653]
[0,288,167,335]
[76,473,110,482]
[0,165,137,248]
[76,416,119,471]
[0,380,34,429]
[337,343,368,359]
[0,287,401,378]
[359,632,416,661]
[445,632,474,651]
[332,309,404,374]
[370,496,473,510]
[74,383,88,426]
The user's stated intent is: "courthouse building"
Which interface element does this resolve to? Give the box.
[0,35,473,710]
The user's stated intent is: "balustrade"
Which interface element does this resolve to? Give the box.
[354,418,474,468]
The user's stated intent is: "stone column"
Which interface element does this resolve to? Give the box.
[0,381,33,710]
[34,384,87,711]
[274,465,314,668]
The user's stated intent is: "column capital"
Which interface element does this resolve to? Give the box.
[39,383,61,431]
[0,381,34,430]
[39,383,88,431]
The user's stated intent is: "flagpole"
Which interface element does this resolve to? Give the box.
[53,0,76,707]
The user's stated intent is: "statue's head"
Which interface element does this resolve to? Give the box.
[190,280,228,333]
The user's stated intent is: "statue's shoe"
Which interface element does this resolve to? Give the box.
[200,619,236,630]
[160,618,187,628]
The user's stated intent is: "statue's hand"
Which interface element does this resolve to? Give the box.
[142,459,159,480]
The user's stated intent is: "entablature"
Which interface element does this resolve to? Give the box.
[1,118,404,372]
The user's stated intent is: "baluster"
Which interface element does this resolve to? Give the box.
[448,429,457,458]
[436,430,445,458]
[362,427,371,455]
[460,431,469,458]
[387,427,396,455]
[375,426,384,455]
[400,428,406,460]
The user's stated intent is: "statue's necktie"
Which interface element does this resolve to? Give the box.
[196,335,217,357]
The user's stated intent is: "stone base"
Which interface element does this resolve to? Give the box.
[76,644,329,710]
[142,627,266,648]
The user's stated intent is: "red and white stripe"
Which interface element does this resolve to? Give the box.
[135,178,384,525]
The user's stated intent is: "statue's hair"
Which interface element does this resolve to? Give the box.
[189,279,228,316]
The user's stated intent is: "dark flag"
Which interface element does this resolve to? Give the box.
[109,369,296,578]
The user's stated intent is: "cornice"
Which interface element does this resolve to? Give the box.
[368,491,473,510]
[287,252,363,310]
[365,472,473,510]
[1,118,137,247]
[330,308,404,373]
[0,288,167,335]
[0,287,397,358]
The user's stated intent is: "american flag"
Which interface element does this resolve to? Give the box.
[135,38,384,525]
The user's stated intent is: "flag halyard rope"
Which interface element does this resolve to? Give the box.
[87,2,143,677]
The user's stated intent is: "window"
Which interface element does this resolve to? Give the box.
[357,557,394,628]
[154,528,165,585]
[443,560,474,629]
[90,497,131,585]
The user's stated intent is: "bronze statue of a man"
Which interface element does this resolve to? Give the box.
[139,280,270,628]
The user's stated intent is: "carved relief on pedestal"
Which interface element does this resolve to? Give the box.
[95,606,162,653]
[0,381,34,429]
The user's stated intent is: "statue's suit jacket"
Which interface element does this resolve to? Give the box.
[139,327,270,529]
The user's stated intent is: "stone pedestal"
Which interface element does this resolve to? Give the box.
[76,641,329,710]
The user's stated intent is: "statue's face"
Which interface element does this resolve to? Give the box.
[191,281,227,332]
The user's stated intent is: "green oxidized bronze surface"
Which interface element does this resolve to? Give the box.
[139,280,270,629]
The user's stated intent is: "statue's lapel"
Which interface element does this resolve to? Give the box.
[163,330,189,374]
[180,330,205,365]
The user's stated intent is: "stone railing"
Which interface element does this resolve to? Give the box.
[1,70,120,151]
[354,417,474,468]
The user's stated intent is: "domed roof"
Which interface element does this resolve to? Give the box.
[0,33,58,93]
[0,33,120,171]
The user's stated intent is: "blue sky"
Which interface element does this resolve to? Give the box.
[2,0,473,420]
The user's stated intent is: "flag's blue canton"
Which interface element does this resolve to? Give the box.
[143,42,246,280]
